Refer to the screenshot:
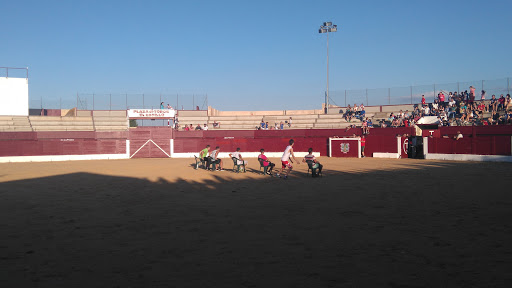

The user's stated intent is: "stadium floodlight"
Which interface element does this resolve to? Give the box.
[319,21,338,114]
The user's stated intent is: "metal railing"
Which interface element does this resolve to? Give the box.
[0,67,28,78]
[29,93,208,111]
[329,77,511,107]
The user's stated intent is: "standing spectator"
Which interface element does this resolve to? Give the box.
[438,92,445,108]
[288,117,292,128]
[280,121,284,130]
[160,102,164,109]
[469,86,476,99]
[302,148,323,177]
[360,135,366,158]
[421,95,426,106]
[276,139,300,179]
[480,90,486,101]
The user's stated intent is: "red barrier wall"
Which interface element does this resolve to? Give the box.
[0,131,127,157]
[174,127,415,156]
[427,126,512,155]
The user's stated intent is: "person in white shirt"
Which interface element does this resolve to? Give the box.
[203,124,208,131]
[276,139,300,179]
[229,148,248,166]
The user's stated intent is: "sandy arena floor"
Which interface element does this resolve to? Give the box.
[1,157,512,287]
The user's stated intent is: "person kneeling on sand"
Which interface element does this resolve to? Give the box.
[302,148,323,177]
[276,139,300,179]
[210,146,224,171]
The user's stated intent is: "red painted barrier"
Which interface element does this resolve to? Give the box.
[0,126,510,160]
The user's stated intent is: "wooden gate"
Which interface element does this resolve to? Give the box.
[129,127,173,158]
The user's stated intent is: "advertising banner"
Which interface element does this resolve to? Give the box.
[127,109,175,119]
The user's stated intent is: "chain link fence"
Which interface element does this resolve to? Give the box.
[29,93,208,111]
[330,77,511,107]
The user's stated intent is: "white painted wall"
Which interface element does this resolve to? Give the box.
[0,77,29,116]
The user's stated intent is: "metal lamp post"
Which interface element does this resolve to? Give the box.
[319,22,337,114]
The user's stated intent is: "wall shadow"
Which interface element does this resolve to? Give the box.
[1,161,512,287]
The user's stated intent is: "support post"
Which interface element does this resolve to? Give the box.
[410,86,413,104]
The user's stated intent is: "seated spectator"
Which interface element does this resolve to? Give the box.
[448,96,455,108]
[360,103,365,111]
[477,101,486,117]
[258,149,275,175]
[302,147,323,177]
[288,117,293,127]
[195,124,202,130]
[203,124,209,131]
[213,121,220,128]
[167,103,173,109]
[506,94,512,111]
[229,147,248,166]
[367,118,373,128]
[489,95,497,111]
[184,124,190,131]
[358,108,366,120]
[265,122,269,130]
[362,118,369,135]
[260,120,265,129]
[280,121,284,130]
[199,145,212,169]
[498,94,506,111]
[210,146,224,171]
[505,110,512,124]
[454,131,463,140]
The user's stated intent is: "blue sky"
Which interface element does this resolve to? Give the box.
[1,0,511,111]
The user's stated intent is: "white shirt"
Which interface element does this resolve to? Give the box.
[203,125,208,131]
[281,145,292,161]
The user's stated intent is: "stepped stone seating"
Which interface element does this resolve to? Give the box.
[0,116,32,132]
[29,116,94,131]
[92,111,128,131]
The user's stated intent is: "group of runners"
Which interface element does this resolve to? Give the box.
[198,139,323,178]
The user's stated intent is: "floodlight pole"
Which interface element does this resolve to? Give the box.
[319,22,337,114]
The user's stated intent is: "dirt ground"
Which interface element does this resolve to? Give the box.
[1,157,512,287]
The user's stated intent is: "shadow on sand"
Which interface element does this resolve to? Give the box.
[1,160,512,287]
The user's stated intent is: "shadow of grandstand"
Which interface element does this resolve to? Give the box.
[1,161,512,287]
